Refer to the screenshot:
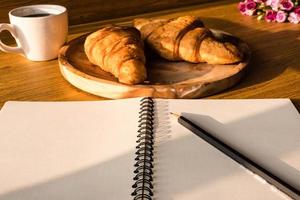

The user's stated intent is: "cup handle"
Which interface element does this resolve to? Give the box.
[0,23,23,54]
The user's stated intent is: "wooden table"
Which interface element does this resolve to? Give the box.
[1,0,300,110]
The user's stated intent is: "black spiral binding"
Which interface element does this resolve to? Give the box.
[131,97,154,200]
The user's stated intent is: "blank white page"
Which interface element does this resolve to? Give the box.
[0,99,141,200]
[154,99,299,200]
[0,98,299,200]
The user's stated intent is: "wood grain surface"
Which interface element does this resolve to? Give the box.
[0,0,218,25]
[0,0,299,110]
[58,31,250,99]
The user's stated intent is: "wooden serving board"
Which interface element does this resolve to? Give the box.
[58,30,251,99]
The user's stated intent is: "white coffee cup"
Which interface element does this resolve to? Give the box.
[0,4,68,61]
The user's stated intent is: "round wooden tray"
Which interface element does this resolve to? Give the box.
[58,30,251,99]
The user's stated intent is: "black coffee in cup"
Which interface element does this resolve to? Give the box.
[22,13,51,17]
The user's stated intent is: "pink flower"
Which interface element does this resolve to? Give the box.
[294,6,300,15]
[239,1,257,16]
[238,0,300,24]
[239,2,247,14]
[276,11,287,22]
[246,1,257,10]
[288,12,300,23]
[266,0,280,11]
[279,0,294,11]
[265,10,277,22]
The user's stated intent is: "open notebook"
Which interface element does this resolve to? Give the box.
[0,98,299,200]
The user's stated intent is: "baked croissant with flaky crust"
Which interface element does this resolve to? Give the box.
[84,26,147,84]
[133,16,242,64]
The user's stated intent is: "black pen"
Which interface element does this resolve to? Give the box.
[170,112,300,200]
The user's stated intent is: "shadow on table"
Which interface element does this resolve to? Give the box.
[291,99,300,113]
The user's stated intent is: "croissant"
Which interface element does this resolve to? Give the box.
[133,16,242,64]
[84,26,146,84]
